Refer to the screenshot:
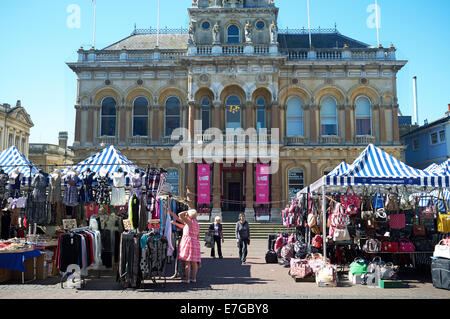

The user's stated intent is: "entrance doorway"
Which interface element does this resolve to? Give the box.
[227,182,242,212]
[222,166,245,221]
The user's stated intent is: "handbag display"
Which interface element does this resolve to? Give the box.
[389,212,406,229]
[367,256,385,273]
[340,187,361,216]
[414,238,433,252]
[381,241,399,253]
[307,253,330,274]
[434,240,450,259]
[399,238,416,252]
[349,258,368,275]
[316,264,337,284]
[290,258,313,278]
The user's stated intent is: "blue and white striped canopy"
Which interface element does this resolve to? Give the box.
[305,144,449,193]
[61,145,139,176]
[328,162,350,176]
[424,163,440,173]
[0,146,39,178]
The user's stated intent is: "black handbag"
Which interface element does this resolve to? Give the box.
[414,239,433,252]
[265,250,278,264]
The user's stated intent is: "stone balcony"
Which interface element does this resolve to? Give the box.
[319,136,342,144]
[96,136,118,146]
[285,136,307,145]
[355,135,376,145]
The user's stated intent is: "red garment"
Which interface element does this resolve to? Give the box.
[178,219,201,262]
[86,204,99,219]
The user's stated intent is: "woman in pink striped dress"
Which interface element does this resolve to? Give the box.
[177,209,201,283]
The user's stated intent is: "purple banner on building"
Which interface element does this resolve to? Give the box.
[197,164,211,204]
[256,164,270,204]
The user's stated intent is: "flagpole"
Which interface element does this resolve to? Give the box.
[157,0,160,48]
[375,0,380,47]
[307,0,312,48]
[92,0,97,48]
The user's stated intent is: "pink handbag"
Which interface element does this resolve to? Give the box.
[389,213,406,229]
[330,203,350,228]
[340,187,361,216]
[399,238,415,252]
[290,258,313,278]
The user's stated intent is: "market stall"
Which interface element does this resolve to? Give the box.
[271,144,450,288]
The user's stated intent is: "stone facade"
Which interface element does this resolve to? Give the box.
[67,0,407,222]
[0,100,33,157]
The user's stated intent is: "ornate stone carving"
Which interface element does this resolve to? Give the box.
[245,21,253,43]
[270,21,278,44]
[212,22,221,44]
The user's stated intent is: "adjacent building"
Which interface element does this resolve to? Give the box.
[0,100,33,157]
[67,0,407,222]
[402,105,450,169]
[28,132,75,173]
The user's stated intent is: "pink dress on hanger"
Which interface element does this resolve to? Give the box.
[178,218,201,263]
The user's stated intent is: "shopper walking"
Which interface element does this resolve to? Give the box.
[235,213,251,265]
[209,216,224,258]
[177,209,202,283]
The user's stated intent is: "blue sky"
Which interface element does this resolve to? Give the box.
[0,0,449,145]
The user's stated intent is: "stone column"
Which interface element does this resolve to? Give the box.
[152,105,161,143]
[74,105,82,146]
[186,163,196,209]
[270,166,282,223]
[213,101,222,131]
[379,105,387,144]
[246,101,254,130]
[310,105,318,143]
[345,105,353,143]
[118,105,127,144]
[244,163,255,222]
[188,101,196,141]
[392,104,400,143]
[87,108,94,144]
[271,101,280,143]
[211,162,222,220]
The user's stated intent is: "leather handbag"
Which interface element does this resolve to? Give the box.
[437,192,450,234]
[333,227,351,242]
[434,240,450,259]
[290,258,313,278]
[414,239,433,252]
[375,208,388,222]
[381,241,399,252]
[385,192,400,211]
[316,264,337,284]
[361,195,375,220]
[330,203,350,228]
[340,187,361,216]
[399,238,415,252]
[363,238,381,253]
[399,187,414,211]
[306,253,330,274]
[413,224,426,237]
[373,192,384,210]
[312,235,323,249]
[389,212,406,229]
[367,256,385,273]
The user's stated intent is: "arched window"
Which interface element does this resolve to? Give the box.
[101,97,117,136]
[166,168,179,196]
[226,95,242,129]
[288,168,304,201]
[286,97,304,137]
[227,24,240,43]
[321,97,338,136]
[355,96,372,136]
[133,97,149,136]
[165,97,181,137]
[201,97,211,132]
[256,97,266,131]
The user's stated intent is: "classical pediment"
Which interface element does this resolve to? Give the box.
[9,107,34,127]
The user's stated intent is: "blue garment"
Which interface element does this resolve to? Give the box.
[0,250,43,272]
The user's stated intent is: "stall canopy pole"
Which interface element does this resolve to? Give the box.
[322,185,327,261]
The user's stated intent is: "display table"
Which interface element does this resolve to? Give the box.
[0,249,44,283]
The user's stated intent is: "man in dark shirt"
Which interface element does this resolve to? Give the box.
[235,213,251,265]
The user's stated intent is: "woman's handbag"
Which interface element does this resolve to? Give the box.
[333,227,351,242]
[413,224,426,237]
[414,238,433,252]
[437,191,450,233]
[361,195,375,221]
[389,212,406,229]
[379,262,399,280]
[399,187,414,211]
[306,253,330,274]
[434,240,450,259]
[367,256,385,273]
[290,258,313,278]
[340,187,361,216]
[363,239,381,253]
[375,208,388,222]
[330,203,350,228]
[373,192,384,210]
[381,241,399,253]
[349,258,368,275]
[316,264,337,284]
[204,232,213,248]
[399,238,416,252]
[385,192,400,211]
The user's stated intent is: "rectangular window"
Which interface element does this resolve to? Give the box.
[356,118,371,136]
[413,138,419,151]
[202,109,210,132]
[439,130,446,142]
[431,132,438,145]
[321,123,337,136]
[133,117,148,136]
[101,117,116,136]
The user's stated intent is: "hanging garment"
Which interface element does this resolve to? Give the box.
[48,173,62,204]
[111,172,127,206]
[178,219,201,263]
[130,173,143,201]
[8,173,22,199]
[138,196,148,232]
[63,173,79,207]
[128,195,140,230]
[30,173,48,224]
[0,172,9,200]
[95,175,110,206]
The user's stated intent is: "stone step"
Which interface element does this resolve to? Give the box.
[198,222,294,239]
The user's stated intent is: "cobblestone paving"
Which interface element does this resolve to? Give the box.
[0,239,449,299]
